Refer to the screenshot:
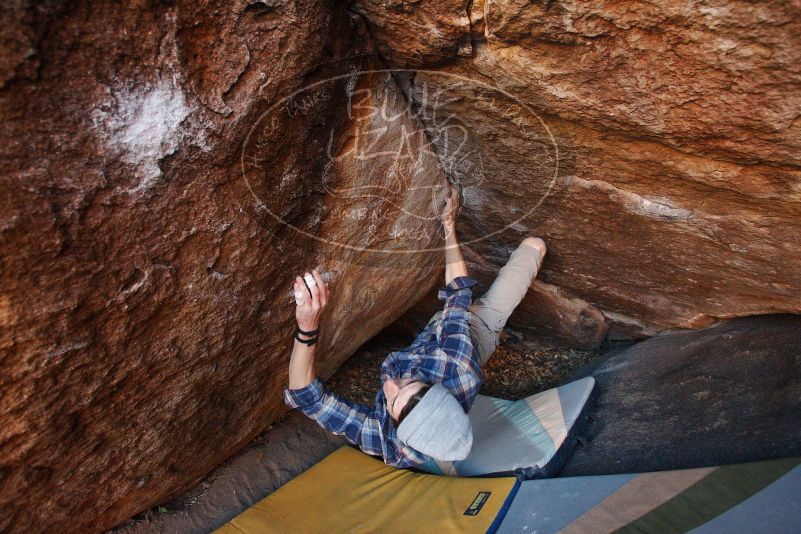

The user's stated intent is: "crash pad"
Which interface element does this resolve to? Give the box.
[215,446,520,534]
[496,455,801,533]
[418,376,596,478]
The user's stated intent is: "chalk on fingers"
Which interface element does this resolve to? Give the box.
[294,290,305,305]
[304,273,316,289]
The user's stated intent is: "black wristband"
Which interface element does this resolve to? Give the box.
[294,325,318,345]
[295,325,319,337]
[294,333,318,345]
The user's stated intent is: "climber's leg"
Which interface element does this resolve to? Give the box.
[469,237,546,366]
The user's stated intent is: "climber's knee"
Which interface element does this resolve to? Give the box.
[521,237,546,259]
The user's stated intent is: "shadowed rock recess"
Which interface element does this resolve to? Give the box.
[0,0,799,531]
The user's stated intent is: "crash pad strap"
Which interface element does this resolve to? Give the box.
[215,446,519,534]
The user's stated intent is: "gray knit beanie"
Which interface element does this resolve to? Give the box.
[396,384,473,461]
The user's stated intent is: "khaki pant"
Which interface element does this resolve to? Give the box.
[468,242,544,366]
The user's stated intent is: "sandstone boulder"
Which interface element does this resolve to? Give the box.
[562,314,801,475]
[0,2,446,531]
[354,0,801,338]
[3,0,801,530]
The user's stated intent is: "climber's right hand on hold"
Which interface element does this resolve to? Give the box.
[441,184,461,231]
[294,269,329,333]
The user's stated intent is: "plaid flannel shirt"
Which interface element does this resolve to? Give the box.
[283,276,482,468]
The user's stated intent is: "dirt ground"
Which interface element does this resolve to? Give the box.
[325,331,601,404]
[113,332,601,534]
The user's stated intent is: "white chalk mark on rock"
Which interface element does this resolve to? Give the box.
[94,80,192,193]
[565,176,693,220]
[115,82,190,191]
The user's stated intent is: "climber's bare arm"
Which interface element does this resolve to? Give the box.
[442,185,468,284]
[288,270,329,389]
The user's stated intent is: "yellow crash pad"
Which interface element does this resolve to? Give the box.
[215,446,519,534]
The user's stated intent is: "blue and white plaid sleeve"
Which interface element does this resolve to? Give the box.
[437,275,478,308]
[433,276,482,410]
[437,276,478,365]
[284,379,384,457]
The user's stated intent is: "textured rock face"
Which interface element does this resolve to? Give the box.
[562,314,801,475]
[349,0,473,65]
[2,0,800,531]
[354,0,801,340]
[0,2,446,531]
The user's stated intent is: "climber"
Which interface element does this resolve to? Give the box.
[284,185,547,466]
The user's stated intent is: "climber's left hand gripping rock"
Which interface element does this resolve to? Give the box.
[294,269,329,332]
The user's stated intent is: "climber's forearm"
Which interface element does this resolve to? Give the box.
[288,269,328,390]
[288,340,316,390]
[444,224,468,284]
